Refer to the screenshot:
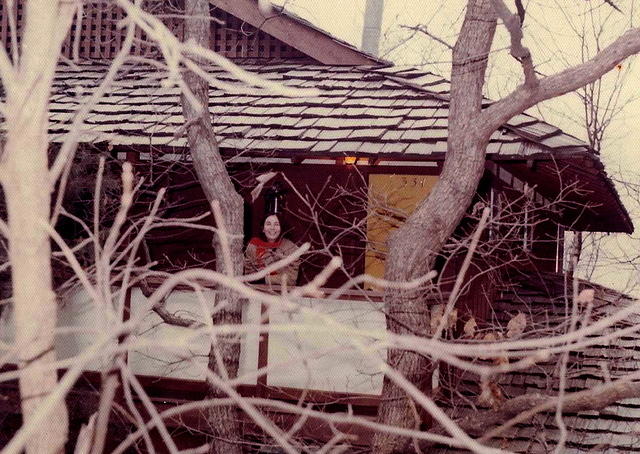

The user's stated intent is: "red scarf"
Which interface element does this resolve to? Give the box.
[249,237,282,268]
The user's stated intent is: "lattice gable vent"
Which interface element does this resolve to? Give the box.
[208,7,309,59]
[0,1,311,61]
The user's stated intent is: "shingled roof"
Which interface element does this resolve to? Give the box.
[40,60,631,232]
[437,273,640,453]
[47,61,589,157]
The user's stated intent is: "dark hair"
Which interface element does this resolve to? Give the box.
[257,213,290,242]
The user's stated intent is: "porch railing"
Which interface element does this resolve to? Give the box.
[127,284,387,401]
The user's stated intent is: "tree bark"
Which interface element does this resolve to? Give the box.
[180,1,244,453]
[0,2,75,453]
[372,1,497,452]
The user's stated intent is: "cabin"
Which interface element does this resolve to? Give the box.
[0,0,636,451]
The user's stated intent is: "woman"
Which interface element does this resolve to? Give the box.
[245,213,299,285]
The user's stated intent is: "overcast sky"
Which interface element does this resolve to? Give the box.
[274,0,640,293]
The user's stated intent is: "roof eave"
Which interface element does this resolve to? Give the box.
[209,0,386,66]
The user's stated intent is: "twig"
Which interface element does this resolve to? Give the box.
[118,360,182,454]
[402,24,453,50]
[89,370,119,454]
[433,207,490,340]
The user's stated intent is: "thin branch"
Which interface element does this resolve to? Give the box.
[88,371,119,454]
[72,2,83,62]
[149,293,202,328]
[118,360,181,454]
[603,0,623,14]
[433,207,490,340]
[48,5,137,185]
[478,373,640,441]
[402,24,453,50]
[490,0,538,88]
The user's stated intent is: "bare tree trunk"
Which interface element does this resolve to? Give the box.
[180,1,244,452]
[3,122,68,454]
[372,1,497,452]
[0,188,9,307]
[0,2,75,453]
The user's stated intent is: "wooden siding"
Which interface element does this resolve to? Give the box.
[135,159,565,298]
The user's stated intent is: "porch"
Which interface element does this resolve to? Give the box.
[0,283,395,445]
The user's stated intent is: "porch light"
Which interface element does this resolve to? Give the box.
[344,156,357,165]
[265,182,287,214]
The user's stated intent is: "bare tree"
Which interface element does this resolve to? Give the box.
[179,0,245,451]
[373,0,640,451]
[552,2,638,279]
[4,1,640,453]
[0,2,77,453]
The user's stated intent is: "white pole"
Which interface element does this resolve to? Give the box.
[361,0,384,57]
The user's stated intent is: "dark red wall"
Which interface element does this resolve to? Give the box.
[134,160,561,305]
[137,161,445,288]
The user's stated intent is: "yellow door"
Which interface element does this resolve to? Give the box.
[365,174,439,287]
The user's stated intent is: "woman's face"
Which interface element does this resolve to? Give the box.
[263,215,281,241]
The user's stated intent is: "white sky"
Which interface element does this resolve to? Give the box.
[275,0,640,294]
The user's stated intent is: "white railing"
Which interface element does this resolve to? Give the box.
[0,286,387,397]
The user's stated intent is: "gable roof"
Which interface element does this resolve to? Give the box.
[209,0,384,65]
[40,60,632,233]
[437,272,640,453]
